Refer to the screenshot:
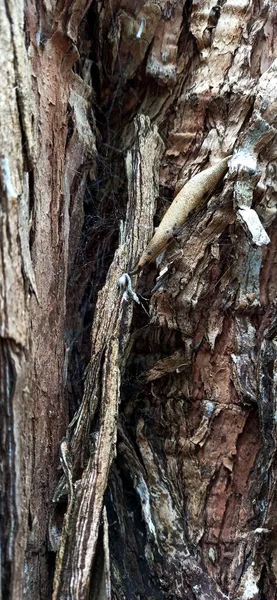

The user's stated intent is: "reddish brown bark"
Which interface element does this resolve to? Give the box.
[1,1,277,599]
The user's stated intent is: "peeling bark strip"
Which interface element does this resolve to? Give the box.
[52,116,164,599]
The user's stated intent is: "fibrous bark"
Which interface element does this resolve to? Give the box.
[1,1,277,600]
[51,115,164,599]
[1,1,96,598]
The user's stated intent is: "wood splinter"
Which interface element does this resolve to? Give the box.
[130,155,231,274]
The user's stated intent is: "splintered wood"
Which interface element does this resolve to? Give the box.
[52,115,164,599]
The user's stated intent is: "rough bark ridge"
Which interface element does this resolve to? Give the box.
[1,1,96,598]
[1,0,277,599]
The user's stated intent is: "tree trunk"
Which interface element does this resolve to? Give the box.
[1,1,277,599]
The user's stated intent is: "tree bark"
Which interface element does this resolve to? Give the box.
[1,1,277,600]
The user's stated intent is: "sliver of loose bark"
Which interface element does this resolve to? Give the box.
[52,115,164,599]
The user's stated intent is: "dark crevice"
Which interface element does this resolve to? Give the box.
[0,341,18,599]
[64,2,130,419]
[65,104,74,149]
